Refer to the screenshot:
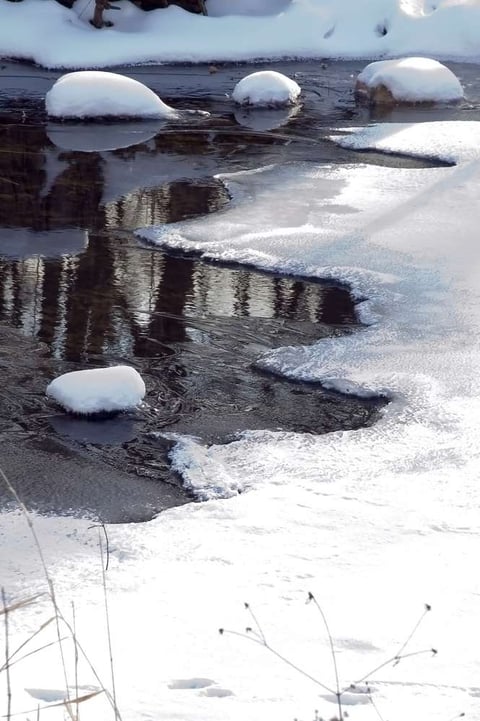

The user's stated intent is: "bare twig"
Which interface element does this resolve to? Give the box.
[2,636,68,672]
[219,627,335,695]
[307,592,342,721]
[99,529,120,720]
[72,602,79,721]
[3,690,104,718]
[2,588,12,721]
[221,599,437,721]
[396,603,432,658]
[0,467,71,705]
[88,523,110,572]
[1,616,55,670]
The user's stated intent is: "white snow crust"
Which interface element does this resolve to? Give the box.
[46,365,146,414]
[357,57,464,103]
[3,4,480,720]
[45,71,178,119]
[3,0,480,68]
[2,120,479,721]
[232,71,301,107]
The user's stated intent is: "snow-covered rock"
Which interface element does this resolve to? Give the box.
[232,70,301,107]
[46,365,146,414]
[355,57,464,106]
[45,71,179,119]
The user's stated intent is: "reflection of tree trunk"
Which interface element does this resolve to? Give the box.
[10,263,22,328]
[153,255,194,340]
[233,269,250,317]
[63,233,117,362]
[132,254,194,356]
[37,259,63,348]
[0,262,7,320]
[0,124,46,229]
[273,278,305,319]
[43,153,105,231]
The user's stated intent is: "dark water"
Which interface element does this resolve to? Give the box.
[3,57,476,521]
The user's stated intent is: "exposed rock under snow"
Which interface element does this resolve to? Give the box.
[355,57,464,106]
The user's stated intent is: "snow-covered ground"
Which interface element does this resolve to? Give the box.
[2,0,480,69]
[2,1,480,720]
[2,119,480,721]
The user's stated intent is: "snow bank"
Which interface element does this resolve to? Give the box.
[3,0,480,68]
[355,57,464,104]
[232,70,301,107]
[46,365,146,414]
[45,71,178,119]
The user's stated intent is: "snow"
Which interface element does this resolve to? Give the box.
[1,118,479,721]
[45,71,178,119]
[46,365,146,414]
[3,2,480,721]
[2,0,480,68]
[232,71,301,107]
[356,57,464,103]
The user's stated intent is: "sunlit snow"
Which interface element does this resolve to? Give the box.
[46,365,146,414]
[355,57,464,103]
[232,71,301,107]
[2,3,480,721]
[2,0,480,68]
[46,71,178,119]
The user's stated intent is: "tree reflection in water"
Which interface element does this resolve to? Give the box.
[0,110,385,455]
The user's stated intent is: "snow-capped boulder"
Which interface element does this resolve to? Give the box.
[355,57,464,106]
[232,70,301,107]
[45,71,179,119]
[46,365,146,415]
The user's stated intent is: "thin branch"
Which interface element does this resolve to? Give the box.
[88,523,110,572]
[348,648,437,691]
[0,467,71,703]
[1,637,68,672]
[99,530,120,720]
[3,690,104,718]
[244,602,266,644]
[307,592,342,721]
[72,602,79,721]
[1,617,55,670]
[2,588,12,721]
[219,628,335,695]
[396,603,431,658]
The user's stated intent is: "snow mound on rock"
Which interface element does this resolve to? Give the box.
[46,365,146,414]
[45,71,178,119]
[232,70,301,107]
[355,57,463,105]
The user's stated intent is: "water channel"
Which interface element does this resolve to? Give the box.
[0,58,478,521]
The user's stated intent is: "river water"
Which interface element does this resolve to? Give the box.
[0,58,478,521]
